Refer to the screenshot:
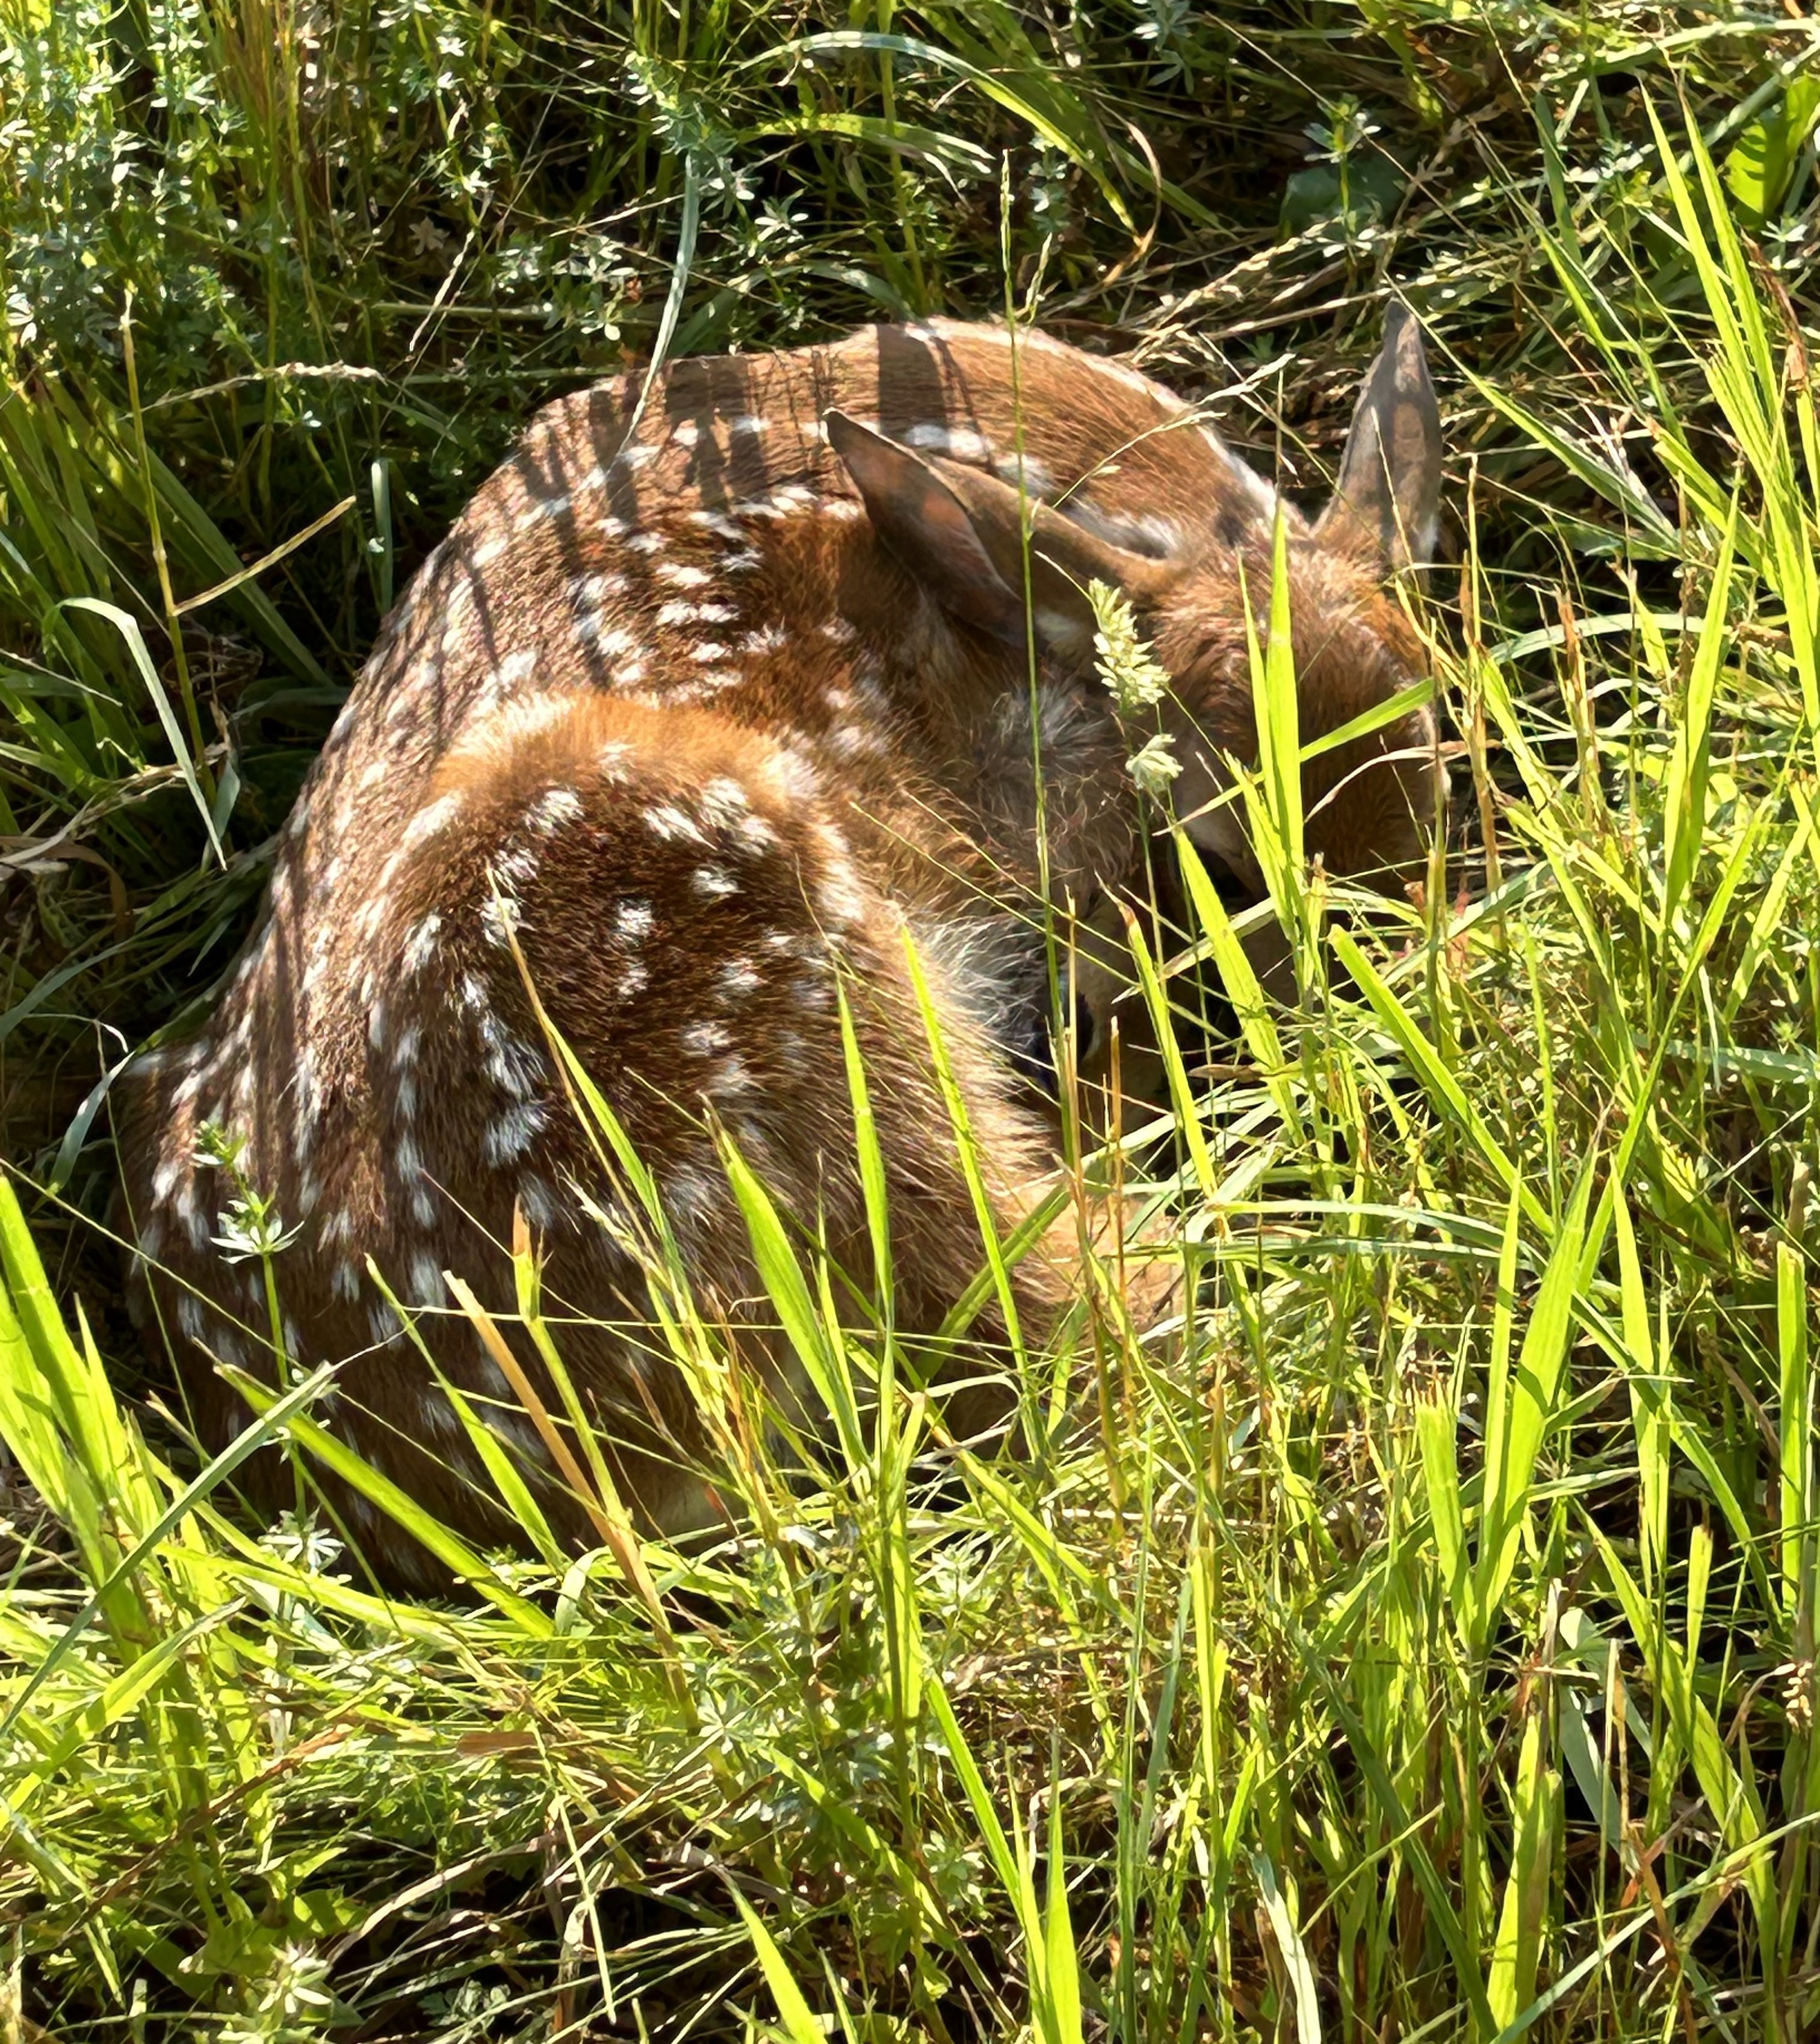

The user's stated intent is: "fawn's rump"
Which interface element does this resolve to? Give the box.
[116,690,1068,1588]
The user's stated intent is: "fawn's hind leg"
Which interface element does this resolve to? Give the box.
[364,694,1078,1542]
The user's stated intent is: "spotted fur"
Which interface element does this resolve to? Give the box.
[116,315,1442,1589]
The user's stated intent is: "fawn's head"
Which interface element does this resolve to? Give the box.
[828,305,1444,900]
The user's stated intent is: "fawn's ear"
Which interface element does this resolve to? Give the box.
[826,410,1175,655]
[1314,303,1442,571]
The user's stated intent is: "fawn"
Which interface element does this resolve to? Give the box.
[116,310,1442,1588]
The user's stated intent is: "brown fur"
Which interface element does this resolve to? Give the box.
[114,317,1441,1588]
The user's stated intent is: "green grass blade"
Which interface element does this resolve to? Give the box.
[728,1885,828,2044]
[1487,1707,1558,2030]
[1474,1162,1594,1626]
[62,598,226,866]
[216,1363,553,1633]
[1330,928,1549,1236]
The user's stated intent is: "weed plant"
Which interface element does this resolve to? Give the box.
[2,1,1820,2038]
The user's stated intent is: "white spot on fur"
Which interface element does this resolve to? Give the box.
[496,648,539,689]
[757,749,819,802]
[691,865,739,899]
[398,1135,436,1226]
[615,898,654,941]
[717,959,761,1000]
[816,848,866,927]
[403,913,444,975]
[664,1164,721,1225]
[423,1399,463,1443]
[646,803,709,847]
[683,1020,731,1055]
[577,618,639,656]
[527,785,584,833]
[904,422,991,463]
[484,1100,549,1164]
[720,793,777,850]
[478,1014,546,1100]
[293,1053,321,1150]
[995,453,1054,497]
[658,599,736,627]
[656,561,711,589]
[828,723,884,760]
[701,775,751,816]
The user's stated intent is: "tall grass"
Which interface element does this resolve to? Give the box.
[3,1,1820,2038]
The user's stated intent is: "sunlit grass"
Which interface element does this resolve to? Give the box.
[3,2,1819,2039]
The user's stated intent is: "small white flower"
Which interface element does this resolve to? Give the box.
[1088,579,1172,714]
[1125,730,1182,799]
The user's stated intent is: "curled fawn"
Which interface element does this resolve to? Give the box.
[117,310,1443,1587]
